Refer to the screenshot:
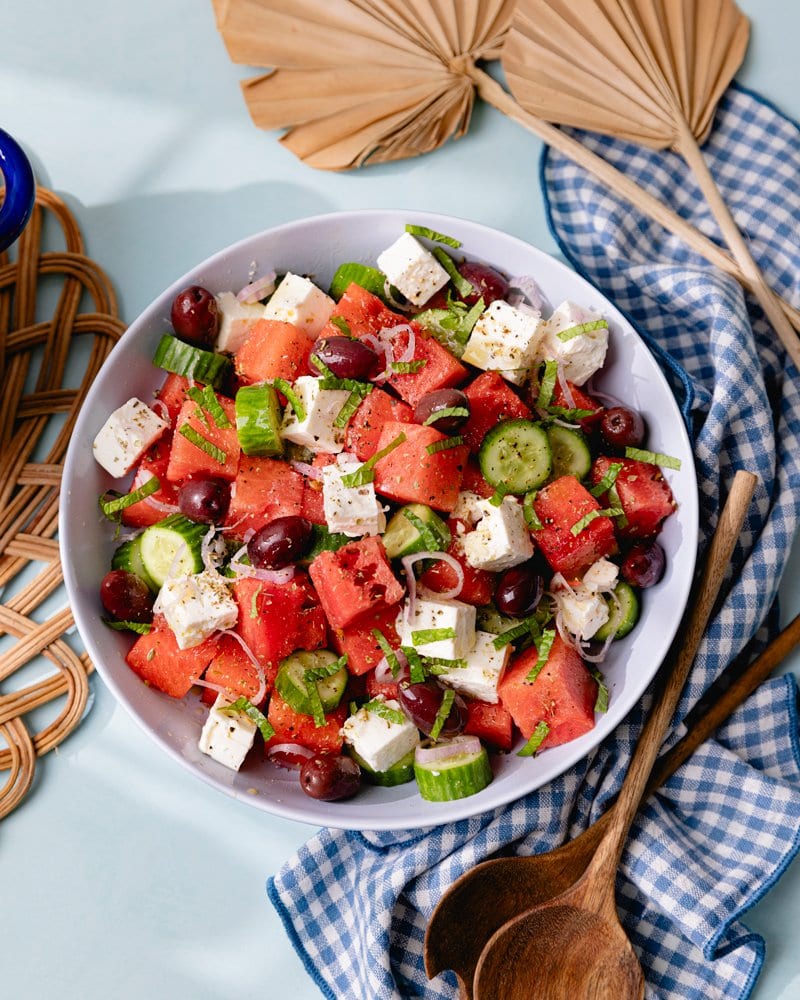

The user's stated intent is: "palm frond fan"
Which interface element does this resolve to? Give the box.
[211,0,800,366]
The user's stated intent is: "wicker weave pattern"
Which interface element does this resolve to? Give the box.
[0,188,124,819]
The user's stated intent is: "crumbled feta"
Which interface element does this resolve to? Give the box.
[376,232,449,306]
[262,273,334,337]
[462,300,545,386]
[156,571,238,650]
[538,301,609,386]
[279,375,350,453]
[451,490,486,526]
[214,291,264,354]
[462,495,534,573]
[321,456,386,537]
[437,630,511,704]
[582,557,619,593]
[398,596,477,660]
[341,697,419,773]
[92,397,169,478]
[199,693,257,771]
[556,589,609,641]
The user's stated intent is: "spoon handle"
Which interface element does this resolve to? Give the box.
[589,469,758,891]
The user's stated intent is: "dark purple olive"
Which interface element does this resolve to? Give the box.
[621,542,666,588]
[310,336,380,380]
[100,570,154,623]
[413,388,470,432]
[397,679,466,737]
[457,261,510,306]
[178,477,231,525]
[599,406,646,451]
[494,563,545,618]
[170,285,219,347]
[247,515,313,570]
[300,754,361,801]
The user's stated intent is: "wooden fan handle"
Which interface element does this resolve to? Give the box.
[469,66,800,336]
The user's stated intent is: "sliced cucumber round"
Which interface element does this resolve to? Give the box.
[349,747,416,786]
[478,419,552,494]
[275,650,348,716]
[546,424,591,481]
[138,514,207,588]
[414,745,493,801]
[382,503,451,559]
[111,535,157,592]
[152,334,231,390]
[594,581,640,641]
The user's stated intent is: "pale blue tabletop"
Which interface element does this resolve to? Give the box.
[2,2,800,997]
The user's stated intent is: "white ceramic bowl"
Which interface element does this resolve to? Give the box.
[60,210,698,831]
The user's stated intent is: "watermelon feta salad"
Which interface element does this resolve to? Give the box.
[94,224,679,805]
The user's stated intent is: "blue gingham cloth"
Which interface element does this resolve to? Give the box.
[268,84,800,1000]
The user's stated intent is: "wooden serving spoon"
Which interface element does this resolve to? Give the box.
[424,470,765,998]
[468,470,756,998]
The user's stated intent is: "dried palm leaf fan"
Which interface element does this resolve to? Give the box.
[211,0,800,353]
[504,0,800,371]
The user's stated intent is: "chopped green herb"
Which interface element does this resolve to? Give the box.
[591,667,609,714]
[414,296,483,357]
[402,508,446,552]
[249,585,262,620]
[391,359,427,374]
[537,359,558,410]
[422,656,467,674]
[429,688,456,742]
[546,405,597,421]
[423,406,469,427]
[525,629,555,683]
[309,353,336,379]
[402,645,426,684]
[523,491,543,530]
[363,699,407,725]
[305,654,348,682]
[102,618,153,634]
[178,425,227,464]
[274,378,306,422]
[201,385,230,427]
[405,224,461,248]
[570,507,623,536]
[492,616,540,650]
[340,432,406,488]
[411,627,457,645]
[303,672,327,728]
[425,435,464,455]
[349,699,359,716]
[607,482,628,528]
[334,388,368,429]
[489,485,508,507]
[100,475,161,520]
[329,315,353,338]
[319,376,372,396]
[624,446,682,471]
[556,319,608,342]
[517,721,550,757]
[432,247,475,298]
[219,697,275,740]
[590,461,624,498]
[372,629,401,676]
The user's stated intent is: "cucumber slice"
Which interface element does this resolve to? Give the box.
[111,535,157,592]
[414,745,493,801]
[235,383,283,456]
[138,514,207,588]
[594,581,640,641]
[478,419,552,494]
[381,503,451,559]
[349,747,416,786]
[299,524,352,564]
[546,424,591,480]
[275,650,348,715]
[152,334,231,390]
[329,262,387,301]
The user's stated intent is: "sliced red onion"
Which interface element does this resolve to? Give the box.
[192,676,229,697]
[290,460,322,480]
[373,648,410,686]
[380,322,416,364]
[556,364,577,409]
[200,525,224,573]
[151,399,170,422]
[400,551,465,606]
[229,544,296,584]
[382,282,415,313]
[554,607,579,650]
[507,275,545,312]
[143,495,180,514]
[362,333,393,384]
[415,735,481,764]
[266,742,315,770]
[549,573,576,597]
[585,377,621,409]
[580,632,615,663]
[550,417,582,430]
[216,628,267,703]
[236,271,276,303]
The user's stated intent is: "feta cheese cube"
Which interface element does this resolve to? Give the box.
[438,630,511,704]
[462,300,545,386]
[555,588,609,642]
[463,496,534,573]
[582,557,619,593]
[279,375,350,453]
[321,457,387,537]
[376,232,449,306]
[538,301,609,386]
[451,490,486,527]
[214,291,264,354]
[398,596,476,660]
[262,273,334,337]
[199,694,257,771]
[156,571,238,650]
[92,397,169,478]
[341,697,419,774]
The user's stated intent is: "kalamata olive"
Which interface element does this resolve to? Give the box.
[177,477,231,524]
[494,563,545,618]
[621,541,666,588]
[100,570,154,623]
[310,336,380,380]
[413,388,470,432]
[599,406,646,451]
[397,679,466,737]
[300,754,362,801]
[247,515,313,569]
[457,261,510,306]
[170,285,219,347]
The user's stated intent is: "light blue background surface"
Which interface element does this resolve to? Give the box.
[2,2,799,997]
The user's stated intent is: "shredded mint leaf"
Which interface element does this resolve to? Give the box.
[570,507,624,536]
[334,388,367,429]
[523,491,543,530]
[103,618,153,634]
[591,667,609,714]
[305,655,348,683]
[425,435,464,455]
[391,359,426,374]
[178,425,227,465]
[624,446,682,471]
[249,585,261,620]
[219,697,275,741]
[402,508,447,552]
[363,699,407,725]
[489,486,508,507]
[590,462,624,498]
[100,475,160,520]
[429,688,456,742]
[405,224,461,248]
[422,656,467,674]
[525,629,555,683]
[309,353,336,379]
[414,296,483,357]
[411,627,456,645]
[372,629,400,676]
[492,616,540,650]
[517,721,550,757]
[432,246,475,298]
[402,645,426,684]
[329,315,353,338]
[537,359,558,410]
[423,406,469,428]
[274,378,306,422]
[340,432,406,488]
[303,672,327,728]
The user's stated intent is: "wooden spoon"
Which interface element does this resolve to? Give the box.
[424,470,762,997]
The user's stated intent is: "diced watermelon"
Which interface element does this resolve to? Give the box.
[460,458,495,499]
[419,528,495,606]
[225,455,305,536]
[320,282,404,339]
[308,536,404,630]
[382,324,468,408]
[156,373,193,423]
[373,421,468,512]
[462,371,532,453]
[365,668,400,703]
[591,455,676,538]
[235,318,314,385]
[125,616,219,698]
[330,603,402,676]
[202,633,265,706]
[301,453,337,525]
[344,388,414,461]
[463,699,514,752]
[532,475,617,577]
[551,379,604,432]
[121,435,180,528]
[166,396,240,483]
[265,691,347,754]
[497,634,597,748]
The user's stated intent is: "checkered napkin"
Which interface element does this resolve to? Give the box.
[268,84,800,1000]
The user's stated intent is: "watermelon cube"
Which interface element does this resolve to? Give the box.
[166,396,240,483]
[235,318,314,386]
[462,371,532,453]
[225,455,305,536]
[125,616,219,698]
[121,435,180,528]
[308,536,404,630]
[330,603,402,676]
[463,699,515,752]
[265,691,348,755]
[373,421,468,513]
[591,456,676,538]
[532,475,617,577]
[203,633,266,706]
[344,388,414,461]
